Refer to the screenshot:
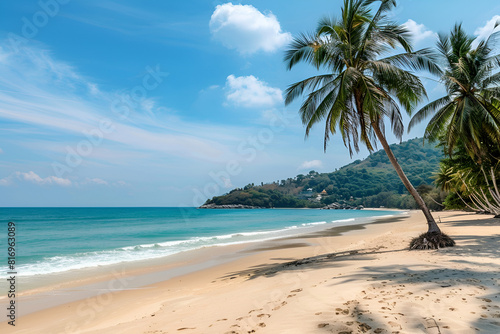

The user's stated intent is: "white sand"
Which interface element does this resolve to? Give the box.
[3,210,500,333]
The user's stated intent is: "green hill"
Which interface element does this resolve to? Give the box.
[203,138,444,209]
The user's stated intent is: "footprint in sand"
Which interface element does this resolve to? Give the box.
[388,321,401,330]
[358,322,372,332]
[335,308,350,315]
[272,301,287,311]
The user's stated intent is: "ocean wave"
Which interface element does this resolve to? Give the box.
[301,221,327,226]
[2,224,313,277]
[1,211,398,278]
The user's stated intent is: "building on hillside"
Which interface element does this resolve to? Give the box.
[298,188,314,200]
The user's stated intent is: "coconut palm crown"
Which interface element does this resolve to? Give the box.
[284,0,440,155]
[409,23,500,163]
[284,0,454,249]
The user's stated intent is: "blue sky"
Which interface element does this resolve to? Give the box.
[1,0,499,207]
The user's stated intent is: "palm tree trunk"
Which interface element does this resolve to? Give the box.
[371,122,441,233]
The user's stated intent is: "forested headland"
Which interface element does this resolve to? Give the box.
[203,138,446,210]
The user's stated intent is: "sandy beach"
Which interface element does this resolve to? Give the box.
[3,210,500,333]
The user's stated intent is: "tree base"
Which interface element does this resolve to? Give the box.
[409,232,456,250]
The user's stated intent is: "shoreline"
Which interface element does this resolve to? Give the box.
[2,209,404,295]
[3,211,406,316]
[3,210,500,333]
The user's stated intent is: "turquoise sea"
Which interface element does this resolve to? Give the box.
[0,207,402,279]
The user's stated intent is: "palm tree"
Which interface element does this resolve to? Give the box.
[284,0,454,249]
[409,23,500,164]
[436,140,500,217]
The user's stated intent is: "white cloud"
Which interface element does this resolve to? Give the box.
[88,83,101,96]
[82,177,108,186]
[0,171,72,187]
[114,180,129,187]
[299,160,323,170]
[225,75,283,108]
[403,20,436,45]
[209,3,292,54]
[474,15,500,45]
[20,171,72,186]
[0,148,3,154]
[0,177,11,186]
[0,172,131,188]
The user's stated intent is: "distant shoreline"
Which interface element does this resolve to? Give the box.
[198,203,410,211]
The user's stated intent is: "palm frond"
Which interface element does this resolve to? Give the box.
[284,74,337,106]
[423,102,456,144]
[409,96,451,130]
[284,33,323,70]
[381,48,442,75]
[369,60,426,112]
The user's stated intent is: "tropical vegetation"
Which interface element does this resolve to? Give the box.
[409,24,500,163]
[205,1,500,250]
[410,23,500,221]
[283,0,453,248]
[436,140,500,216]
[204,138,444,210]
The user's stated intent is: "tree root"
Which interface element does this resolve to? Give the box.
[409,232,456,250]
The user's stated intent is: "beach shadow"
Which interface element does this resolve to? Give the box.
[440,234,500,261]
[328,263,500,332]
[220,247,407,281]
[437,211,489,219]
[243,243,310,252]
[224,215,500,332]
[439,216,500,262]
[222,215,500,332]
[315,301,398,333]
[324,220,500,332]
[221,215,411,281]
[444,215,500,227]
[282,215,408,240]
